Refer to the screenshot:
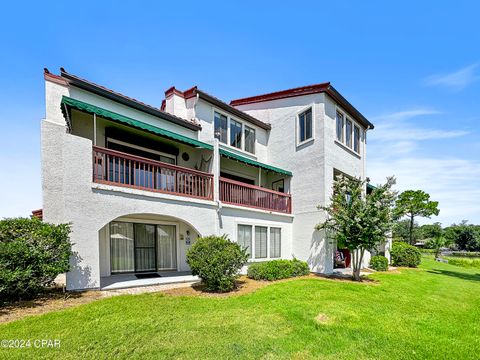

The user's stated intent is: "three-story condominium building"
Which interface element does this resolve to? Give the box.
[41,68,384,291]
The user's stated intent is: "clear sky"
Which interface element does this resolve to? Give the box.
[0,1,479,226]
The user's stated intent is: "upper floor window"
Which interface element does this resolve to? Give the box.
[298,108,313,143]
[214,112,227,143]
[336,111,344,142]
[214,110,256,154]
[336,108,363,155]
[244,125,255,154]
[230,119,242,149]
[354,125,360,153]
[345,118,352,148]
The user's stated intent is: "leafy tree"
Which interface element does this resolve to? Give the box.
[395,190,440,245]
[426,235,448,259]
[419,222,443,240]
[317,176,397,281]
[445,221,480,251]
[393,219,420,243]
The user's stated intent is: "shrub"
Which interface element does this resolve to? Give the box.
[391,242,421,267]
[0,218,72,304]
[186,235,248,292]
[369,255,388,271]
[247,259,310,281]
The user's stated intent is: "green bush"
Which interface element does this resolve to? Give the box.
[391,242,421,267]
[0,218,72,304]
[186,235,248,292]
[369,255,389,271]
[247,259,310,281]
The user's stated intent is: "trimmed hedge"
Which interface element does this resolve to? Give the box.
[186,235,248,292]
[0,218,72,304]
[370,255,388,271]
[391,242,421,267]
[247,259,310,281]
[445,257,480,269]
[450,251,480,258]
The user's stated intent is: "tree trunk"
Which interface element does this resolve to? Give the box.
[351,249,364,281]
[409,214,415,245]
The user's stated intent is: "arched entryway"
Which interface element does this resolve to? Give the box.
[98,213,202,289]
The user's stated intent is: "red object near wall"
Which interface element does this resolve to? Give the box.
[340,249,351,268]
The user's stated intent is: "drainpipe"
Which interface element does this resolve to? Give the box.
[213,139,222,234]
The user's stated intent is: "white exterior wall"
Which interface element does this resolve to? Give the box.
[235,92,371,271]
[42,79,294,290]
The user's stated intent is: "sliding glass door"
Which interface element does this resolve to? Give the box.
[110,221,177,273]
[134,224,156,272]
[157,225,177,270]
[110,222,135,273]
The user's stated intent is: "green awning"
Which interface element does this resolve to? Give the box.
[219,149,292,176]
[61,96,213,150]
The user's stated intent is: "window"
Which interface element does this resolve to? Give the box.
[107,139,176,164]
[272,179,284,193]
[237,225,252,258]
[345,119,352,148]
[230,119,242,149]
[354,125,360,153]
[255,226,268,259]
[336,111,344,142]
[270,228,281,258]
[244,126,255,154]
[214,112,227,143]
[298,108,313,143]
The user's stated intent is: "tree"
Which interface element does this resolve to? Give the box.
[419,222,443,240]
[395,190,440,245]
[445,221,480,251]
[393,219,420,243]
[317,176,397,281]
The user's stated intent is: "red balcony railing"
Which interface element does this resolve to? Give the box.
[220,177,291,214]
[93,146,214,200]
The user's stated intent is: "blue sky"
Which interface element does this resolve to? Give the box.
[0,1,479,226]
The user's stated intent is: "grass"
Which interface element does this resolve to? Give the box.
[1,257,479,359]
[444,256,480,268]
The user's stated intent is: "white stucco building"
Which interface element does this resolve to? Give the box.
[40,68,383,291]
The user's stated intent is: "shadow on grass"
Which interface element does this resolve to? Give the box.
[0,288,85,316]
[427,269,480,282]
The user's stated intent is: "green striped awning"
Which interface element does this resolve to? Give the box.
[219,149,292,176]
[61,96,213,150]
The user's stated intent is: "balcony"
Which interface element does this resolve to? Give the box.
[220,177,292,214]
[93,146,214,200]
[92,147,292,213]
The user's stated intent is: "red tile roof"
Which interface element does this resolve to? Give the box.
[230,83,374,129]
[230,82,331,106]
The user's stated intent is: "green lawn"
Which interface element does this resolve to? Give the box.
[1,257,479,359]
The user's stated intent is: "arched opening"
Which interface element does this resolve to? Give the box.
[98,213,202,289]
